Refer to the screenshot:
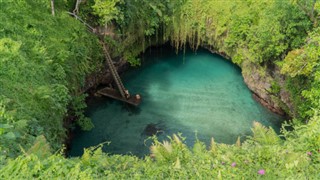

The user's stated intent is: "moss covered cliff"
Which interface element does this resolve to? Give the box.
[1,0,320,178]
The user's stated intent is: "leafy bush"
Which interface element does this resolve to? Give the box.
[1,115,320,178]
[0,0,102,157]
[1,0,320,179]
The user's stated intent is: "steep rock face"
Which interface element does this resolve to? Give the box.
[241,61,284,115]
[272,68,296,116]
[81,59,129,94]
[206,46,293,116]
[241,61,296,116]
[85,45,294,117]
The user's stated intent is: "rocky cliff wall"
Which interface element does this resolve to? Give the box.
[206,47,293,117]
[84,44,294,117]
[81,58,129,94]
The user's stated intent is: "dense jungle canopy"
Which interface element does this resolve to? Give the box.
[0,0,320,178]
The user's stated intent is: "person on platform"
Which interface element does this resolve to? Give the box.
[125,89,130,99]
[135,94,141,100]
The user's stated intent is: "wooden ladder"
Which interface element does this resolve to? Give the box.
[100,39,127,99]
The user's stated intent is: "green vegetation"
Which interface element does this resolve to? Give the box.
[0,0,103,158]
[1,0,320,178]
[281,27,320,119]
[1,116,320,178]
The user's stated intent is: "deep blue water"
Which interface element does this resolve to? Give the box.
[70,47,282,157]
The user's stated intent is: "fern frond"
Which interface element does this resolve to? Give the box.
[210,138,217,153]
[162,141,172,154]
[251,121,281,145]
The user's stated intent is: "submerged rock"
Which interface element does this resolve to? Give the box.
[142,123,163,136]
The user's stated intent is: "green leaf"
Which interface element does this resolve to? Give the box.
[3,132,16,140]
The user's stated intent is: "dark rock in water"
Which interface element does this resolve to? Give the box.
[142,123,162,136]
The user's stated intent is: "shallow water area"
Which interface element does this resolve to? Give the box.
[70,47,283,157]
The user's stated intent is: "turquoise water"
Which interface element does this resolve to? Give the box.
[70,47,282,157]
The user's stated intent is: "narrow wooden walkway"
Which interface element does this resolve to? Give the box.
[98,38,141,106]
[100,39,127,99]
[67,12,141,106]
[97,87,141,106]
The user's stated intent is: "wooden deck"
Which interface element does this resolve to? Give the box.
[97,87,141,106]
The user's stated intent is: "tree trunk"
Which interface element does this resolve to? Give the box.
[73,0,82,15]
[51,0,55,16]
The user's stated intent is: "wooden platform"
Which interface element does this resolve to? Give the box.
[97,87,141,106]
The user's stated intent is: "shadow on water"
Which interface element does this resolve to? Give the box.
[69,46,284,158]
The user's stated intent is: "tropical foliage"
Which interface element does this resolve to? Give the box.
[0,0,102,158]
[89,0,317,120]
[1,0,320,178]
[1,115,320,179]
[281,27,320,119]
